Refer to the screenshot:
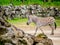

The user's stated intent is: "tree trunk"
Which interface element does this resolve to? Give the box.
[43,0,48,2]
[43,0,46,2]
[48,0,52,2]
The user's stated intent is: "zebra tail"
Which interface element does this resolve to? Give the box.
[54,22,57,29]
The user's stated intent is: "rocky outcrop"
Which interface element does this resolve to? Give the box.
[0,17,53,45]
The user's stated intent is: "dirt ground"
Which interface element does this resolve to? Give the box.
[13,24,60,45]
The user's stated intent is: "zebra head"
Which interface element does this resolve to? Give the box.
[26,15,32,25]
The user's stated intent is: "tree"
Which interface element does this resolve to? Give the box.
[43,0,48,2]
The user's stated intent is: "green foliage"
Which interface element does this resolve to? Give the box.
[0,0,60,7]
[54,0,60,1]
[0,0,10,5]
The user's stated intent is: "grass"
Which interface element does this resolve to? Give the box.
[56,19,60,26]
[8,17,60,27]
[8,18,28,24]
[8,18,35,26]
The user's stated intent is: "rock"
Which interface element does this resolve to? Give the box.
[1,4,60,19]
[36,43,44,45]
[33,34,53,45]
[0,30,53,45]
[0,17,53,45]
[5,43,13,45]
[23,33,34,45]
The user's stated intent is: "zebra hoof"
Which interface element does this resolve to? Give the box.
[50,33,54,35]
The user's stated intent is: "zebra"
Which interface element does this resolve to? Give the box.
[26,15,57,35]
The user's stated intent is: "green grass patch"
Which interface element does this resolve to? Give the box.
[56,19,60,26]
[8,18,28,24]
[8,18,35,26]
[8,18,60,26]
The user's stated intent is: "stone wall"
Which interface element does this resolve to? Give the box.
[0,4,60,20]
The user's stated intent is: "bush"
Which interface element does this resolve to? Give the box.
[0,0,60,7]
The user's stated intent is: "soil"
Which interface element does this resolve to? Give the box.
[12,23,60,45]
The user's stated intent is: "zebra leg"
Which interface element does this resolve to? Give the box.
[49,24,54,35]
[34,27,38,36]
[39,27,45,34]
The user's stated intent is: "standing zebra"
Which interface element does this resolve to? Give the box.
[26,15,57,35]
